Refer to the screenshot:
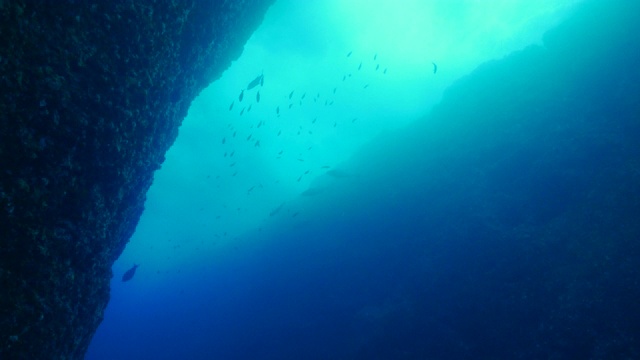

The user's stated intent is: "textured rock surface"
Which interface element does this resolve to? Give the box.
[0,1,273,358]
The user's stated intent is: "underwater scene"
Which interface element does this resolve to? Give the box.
[87,0,640,359]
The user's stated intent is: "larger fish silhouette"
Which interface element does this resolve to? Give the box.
[432,62,438,74]
[122,264,139,282]
[247,73,264,90]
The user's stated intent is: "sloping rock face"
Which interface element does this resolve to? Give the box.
[0,1,273,358]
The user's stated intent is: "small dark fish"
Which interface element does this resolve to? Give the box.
[247,104,252,112]
[358,62,362,70]
[297,158,304,162]
[229,101,234,111]
[247,74,263,90]
[289,104,293,109]
[277,130,282,136]
[222,137,226,144]
[312,118,317,124]
[342,75,346,81]
[383,68,387,74]
[333,87,337,94]
[432,62,437,74]
[321,165,331,169]
[254,140,260,147]
[233,131,236,137]
[289,91,294,99]
[276,106,280,115]
[247,134,252,140]
[301,93,306,100]
[230,162,236,167]
[278,150,283,155]
[347,51,352,57]
[240,108,245,116]
[239,90,244,102]
[375,64,379,71]
[373,53,377,60]
[256,91,260,102]
[224,152,227,157]
[363,84,369,89]
[230,151,235,157]
[269,202,285,216]
[122,264,139,282]
[257,121,263,128]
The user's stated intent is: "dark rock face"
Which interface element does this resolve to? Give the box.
[0,1,274,358]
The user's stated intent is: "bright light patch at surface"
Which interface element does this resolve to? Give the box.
[113,0,581,276]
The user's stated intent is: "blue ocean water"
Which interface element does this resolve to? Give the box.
[87,0,640,359]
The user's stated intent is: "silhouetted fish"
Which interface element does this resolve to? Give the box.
[347,51,352,57]
[247,74,263,90]
[239,90,244,102]
[375,64,379,71]
[289,91,294,99]
[256,91,260,102]
[276,106,280,115]
[432,62,438,74]
[269,202,285,216]
[358,62,362,70]
[229,101,234,111]
[122,264,138,282]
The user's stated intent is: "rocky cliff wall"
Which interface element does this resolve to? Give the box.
[0,1,274,358]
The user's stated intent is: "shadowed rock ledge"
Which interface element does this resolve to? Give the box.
[0,1,274,358]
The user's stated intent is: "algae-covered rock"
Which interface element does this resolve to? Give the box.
[0,1,274,358]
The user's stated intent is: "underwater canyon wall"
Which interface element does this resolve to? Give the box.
[0,1,273,358]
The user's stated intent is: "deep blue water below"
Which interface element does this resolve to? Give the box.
[87,1,640,359]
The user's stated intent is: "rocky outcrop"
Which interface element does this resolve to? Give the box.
[0,1,274,358]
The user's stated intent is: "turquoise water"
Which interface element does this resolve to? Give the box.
[87,0,640,358]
